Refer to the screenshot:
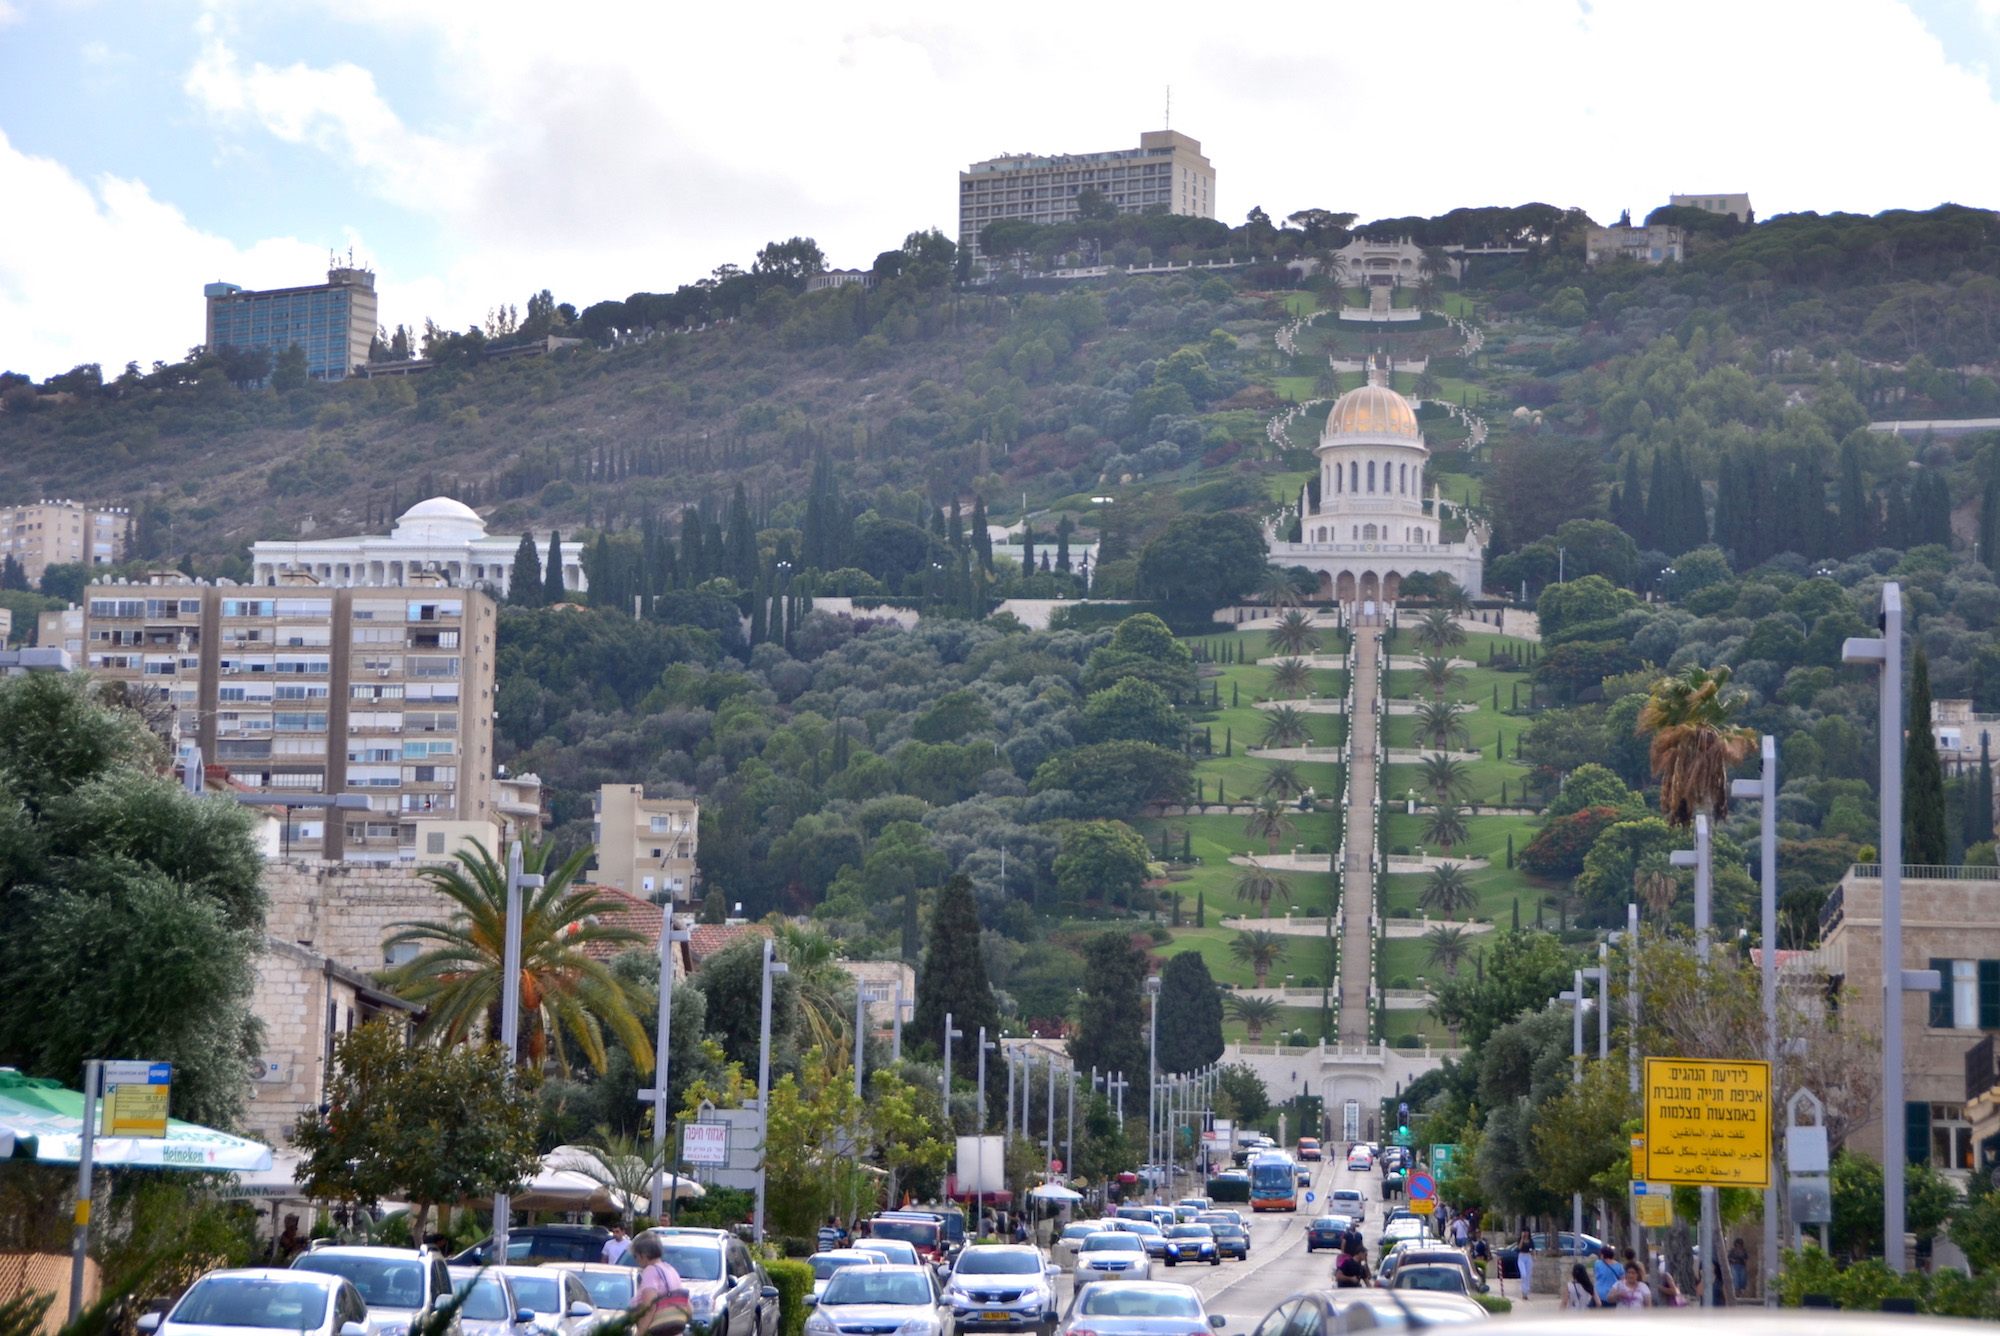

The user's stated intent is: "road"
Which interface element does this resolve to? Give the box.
[1060,1150,1504,1330]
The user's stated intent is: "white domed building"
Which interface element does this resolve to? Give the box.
[250,497,587,597]
[1268,378,1483,603]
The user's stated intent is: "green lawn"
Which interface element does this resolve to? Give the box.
[1283,292,1322,317]
[1274,376,1317,402]
[1136,811,1341,916]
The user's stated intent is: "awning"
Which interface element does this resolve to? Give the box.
[220,1148,314,1199]
[0,1070,275,1172]
[1027,1184,1082,1202]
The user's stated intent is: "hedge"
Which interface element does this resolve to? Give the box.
[763,1259,815,1336]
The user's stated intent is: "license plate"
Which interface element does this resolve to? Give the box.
[980,1314,1010,1322]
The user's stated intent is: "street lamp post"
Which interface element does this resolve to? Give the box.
[1732,734,1781,1305]
[648,920,693,1221]
[492,843,543,1260]
[1671,819,1718,1304]
[752,938,789,1243]
[1146,976,1162,1186]
[943,1013,965,1128]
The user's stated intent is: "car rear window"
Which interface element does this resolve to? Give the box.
[1083,1235,1143,1252]
[867,1220,939,1249]
[1079,1289,1200,1318]
[956,1250,1041,1274]
[655,1245,723,1281]
[176,1279,331,1330]
[572,1273,635,1306]
[812,1256,875,1281]
[290,1257,426,1309]
[507,1277,562,1313]
[822,1272,932,1307]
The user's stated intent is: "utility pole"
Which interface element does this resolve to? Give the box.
[752,938,789,1243]
[649,919,692,1221]
[1146,976,1161,1185]
[1673,817,1717,1304]
[493,842,542,1260]
[943,1013,964,1128]
[1065,1068,1076,1179]
[1733,734,1781,1305]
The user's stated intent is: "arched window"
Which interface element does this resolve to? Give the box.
[1350,462,1359,493]
[1334,465,1342,494]
[1363,523,1378,540]
[1399,463,1407,493]
[1367,461,1376,493]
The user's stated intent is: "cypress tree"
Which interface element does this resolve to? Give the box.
[508,532,543,605]
[726,484,759,588]
[1511,898,1520,932]
[1981,475,2000,573]
[1838,438,1875,557]
[910,873,999,1068]
[950,499,965,551]
[972,496,992,571]
[1713,453,1742,563]
[543,530,566,603]
[1506,833,1514,868]
[1056,516,1073,574]
[1907,645,1949,866]
[1884,478,1911,550]
[1973,732,1996,849]
[1022,525,1036,574]
[705,512,727,584]
[1197,891,1206,928]
[1155,951,1225,1073]
[1645,449,1672,551]
[681,507,707,585]
[1613,452,1647,545]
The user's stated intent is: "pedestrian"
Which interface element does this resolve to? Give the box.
[1710,1255,1728,1306]
[603,1224,633,1265]
[1608,1262,1653,1308]
[1013,1215,1029,1245]
[817,1216,843,1253]
[1514,1229,1534,1299]
[1729,1237,1749,1296]
[1450,1214,1469,1247]
[1562,1263,1598,1310]
[631,1233,690,1336]
[275,1215,304,1262]
[1335,1249,1371,1288]
[1656,1270,1686,1307]
[1593,1246,1622,1305]
[1470,1235,1490,1289]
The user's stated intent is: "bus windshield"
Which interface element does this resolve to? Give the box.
[1250,1160,1294,1191]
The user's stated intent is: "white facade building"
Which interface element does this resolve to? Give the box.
[1267,380,1484,603]
[249,497,587,597]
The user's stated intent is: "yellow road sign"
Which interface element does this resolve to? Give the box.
[1632,1181,1674,1227]
[1641,1057,1770,1188]
[102,1082,169,1138]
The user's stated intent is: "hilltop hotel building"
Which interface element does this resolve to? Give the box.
[959,129,1215,263]
[1267,380,1485,603]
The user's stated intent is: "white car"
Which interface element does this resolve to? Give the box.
[808,1250,883,1298]
[492,1268,596,1336]
[289,1247,459,1336]
[853,1239,924,1267]
[1074,1233,1151,1283]
[1053,1223,1106,1274]
[543,1266,638,1319]
[804,1266,948,1336]
[1055,1281,1225,1336]
[141,1268,373,1336]
[941,1244,1056,1334]
[1345,1148,1373,1172]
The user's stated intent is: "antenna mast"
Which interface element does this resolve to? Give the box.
[1165,85,1171,130]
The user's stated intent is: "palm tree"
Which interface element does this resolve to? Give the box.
[1269,657,1313,699]
[1245,796,1297,855]
[1422,925,1472,977]
[1417,753,1473,806]
[1256,568,1304,610]
[1234,861,1293,919]
[382,836,653,1076]
[772,920,855,1061]
[1422,803,1470,856]
[1229,930,1289,988]
[1639,664,1758,827]
[559,1127,668,1228]
[1260,705,1314,750]
[1260,761,1306,800]
[1431,578,1473,615]
[1413,699,1471,751]
[1419,863,1478,922]
[1412,608,1467,654]
[1266,610,1321,657]
[1227,994,1283,1042]
[1413,277,1437,313]
[1635,853,1680,922]
[1413,367,1442,399]
[1418,654,1465,701]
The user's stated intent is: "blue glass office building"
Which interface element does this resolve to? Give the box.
[204,267,379,382]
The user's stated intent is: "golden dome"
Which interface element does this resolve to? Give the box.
[1322,384,1420,441]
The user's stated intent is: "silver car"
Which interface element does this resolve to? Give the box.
[803,1265,949,1336]
[809,1251,884,1299]
[142,1269,373,1336]
[446,1268,536,1336]
[1053,1224,1106,1275]
[1073,1234,1150,1284]
[290,1248,459,1336]
[940,1244,1056,1335]
[640,1228,780,1336]
[493,1268,597,1336]
[1056,1282,1224,1336]
[544,1266,638,1319]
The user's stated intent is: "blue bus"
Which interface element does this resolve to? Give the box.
[1249,1154,1297,1212]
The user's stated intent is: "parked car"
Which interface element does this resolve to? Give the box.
[444,1270,535,1336]
[1161,1226,1219,1267]
[1054,1223,1107,1274]
[1375,1245,1484,1293]
[1389,1266,1474,1296]
[1304,1217,1346,1254]
[638,1227,781,1336]
[289,1247,458,1336]
[544,1266,639,1317]
[940,1243,1056,1333]
[1252,1289,1486,1333]
[1054,1282,1224,1336]
[491,1268,595,1336]
[1296,1138,1323,1162]
[804,1266,949,1336]
[453,1228,611,1267]
[853,1239,924,1267]
[1375,1218,1430,1254]
[807,1250,883,1298]
[1073,1233,1151,1283]
[140,1269,373,1336]
[878,1209,967,1260]
[1175,1197,1212,1214]
[1493,1231,1607,1277]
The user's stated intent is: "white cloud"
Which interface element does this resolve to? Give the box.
[0,129,330,375]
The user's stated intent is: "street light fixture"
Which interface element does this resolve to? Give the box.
[1146,975,1162,1188]
[647,921,694,1221]
[943,1013,965,1128]
[751,939,789,1243]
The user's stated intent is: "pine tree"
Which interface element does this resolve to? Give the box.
[1907,646,1949,866]
[543,530,566,603]
[508,532,543,605]
[910,873,999,1069]
[1155,952,1224,1074]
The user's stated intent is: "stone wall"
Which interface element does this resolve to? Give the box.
[263,858,460,972]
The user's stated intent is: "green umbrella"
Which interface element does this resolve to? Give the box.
[0,1069,273,1171]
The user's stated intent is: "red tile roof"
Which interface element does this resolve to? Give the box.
[573,884,664,961]
[688,922,772,965]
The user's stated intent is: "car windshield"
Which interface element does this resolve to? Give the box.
[867,1221,939,1249]
[1060,1225,1100,1240]
[1078,1290,1200,1319]
[290,1257,426,1310]
[856,1243,918,1264]
[1398,1270,1467,1292]
[821,1272,932,1307]
[1082,1235,1143,1252]
[506,1277,562,1312]
[455,1279,511,1322]
[1122,1223,1161,1238]
[175,1278,331,1331]
[1167,1227,1210,1239]
[954,1251,1040,1275]
[571,1273,635,1307]
[655,1246,723,1282]
[812,1256,874,1281]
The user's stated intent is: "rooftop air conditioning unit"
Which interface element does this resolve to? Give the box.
[378,668,390,677]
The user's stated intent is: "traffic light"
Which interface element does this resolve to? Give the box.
[1397,1101,1410,1131]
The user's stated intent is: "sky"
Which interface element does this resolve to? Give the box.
[3,0,1999,380]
